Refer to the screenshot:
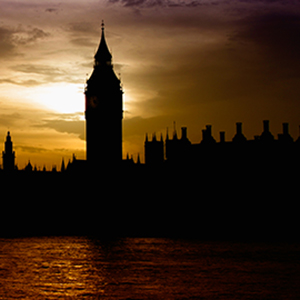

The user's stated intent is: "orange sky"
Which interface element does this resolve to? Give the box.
[0,0,300,168]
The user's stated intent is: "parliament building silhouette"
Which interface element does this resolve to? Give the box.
[2,24,300,173]
[1,23,299,239]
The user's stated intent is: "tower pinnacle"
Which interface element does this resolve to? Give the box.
[94,21,112,66]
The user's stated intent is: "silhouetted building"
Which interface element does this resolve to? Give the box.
[260,120,274,143]
[61,158,66,172]
[145,133,164,165]
[165,127,191,164]
[145,120,300,170]
[25,160,33,172]
[2,131,15,172]
[85,21,123,169]
[232,122,247,143]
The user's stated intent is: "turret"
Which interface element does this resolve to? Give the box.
[260,120,274,142]
[144,131,164,165]
[181,127,188,141]
[201,125,216,144]
[220,131,225,143]
[25,160,33,172]
[61,158,65,172]
[278,122,293,143]
[173,122,178,140]
[232,122,247,143]
[2,131,15,172]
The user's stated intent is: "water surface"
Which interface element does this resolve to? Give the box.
[0,237,299,299]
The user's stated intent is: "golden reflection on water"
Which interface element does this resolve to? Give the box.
[0,237,299,299]
[0,237,106,298]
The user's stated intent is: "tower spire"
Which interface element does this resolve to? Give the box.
[94,20,112,66]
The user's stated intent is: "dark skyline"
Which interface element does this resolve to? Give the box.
[0,0,300,167]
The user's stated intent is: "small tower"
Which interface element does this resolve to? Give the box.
[144,133,164,165]
[61,158,66,172]
[260,120,274,142]
[232,122,247,143]
[85,21,123,169]
[2,131,15,172]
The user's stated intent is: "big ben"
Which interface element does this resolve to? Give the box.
[85,22,123,168]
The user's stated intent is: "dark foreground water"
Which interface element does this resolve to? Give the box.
[0,237,299,299]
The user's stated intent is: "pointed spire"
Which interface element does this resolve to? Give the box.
[6,131,11,142]
[94,20,112,66]
[173,121,178,140]
[152,132,157,142]
[166,127,169,141]
[137,153,141,164]
[61,158,65,172]
[25,160,32,172]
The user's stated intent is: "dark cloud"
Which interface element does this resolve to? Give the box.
[238,0,300,4]
[45,8,58,13]
[12,26,50,45]
[66,22,100,48]
[0,26,17,58]
[0,25,50,60]
[108,0,206,8]
[0,78,42,86]
[35,114,84,140]
[70,37,96,48]
[0,112,23,127]
[12,64,63,75]
[230,11,300,78]
[67,22,98,35]
[0,64,81,86]
[11,64,67,83]
[15,145,48,153]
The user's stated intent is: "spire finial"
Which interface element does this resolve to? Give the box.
[101,20,105,31]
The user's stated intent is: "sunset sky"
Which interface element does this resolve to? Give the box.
[1,0,300,168]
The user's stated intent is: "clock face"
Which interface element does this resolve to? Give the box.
[86,95,99,109]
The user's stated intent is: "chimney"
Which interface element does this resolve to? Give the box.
[220,131,225,143]
[181,127,187,140]
[202,129,206,141]
[283,123,289,135]
[263,120,270,132]
[236,122,242,135]
[152,132,156,142]
[206,125,212,136]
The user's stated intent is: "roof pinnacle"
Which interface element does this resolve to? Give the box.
[94,21,112,65]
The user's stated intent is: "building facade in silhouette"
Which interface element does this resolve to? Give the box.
[145,120,300,168]
[2,131,15,172]
[85,22,123,169]
[144,133,164,165]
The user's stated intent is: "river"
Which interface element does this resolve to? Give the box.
[0,237,299,299]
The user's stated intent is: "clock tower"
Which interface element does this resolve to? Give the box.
[85,22,123,169]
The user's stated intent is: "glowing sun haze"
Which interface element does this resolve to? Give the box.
[1,0,300,168]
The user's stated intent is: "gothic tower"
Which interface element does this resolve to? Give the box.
[2,131,15,172]
[85,22,123,169]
